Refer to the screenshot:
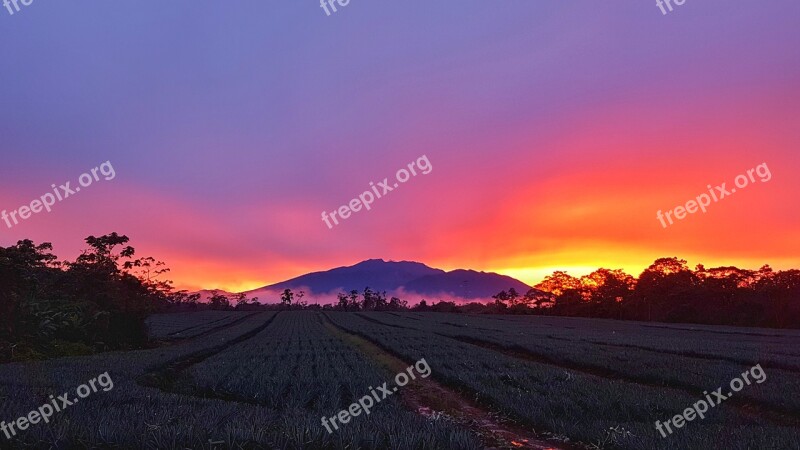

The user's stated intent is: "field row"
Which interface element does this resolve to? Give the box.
[188,311,482,449]
[325,312,800,450]
[145,311,257,339]
[0,312,482,449]
[362,312,800,414]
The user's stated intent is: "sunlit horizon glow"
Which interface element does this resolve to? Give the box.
[1,1,798,295]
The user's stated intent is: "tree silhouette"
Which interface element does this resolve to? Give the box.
[494,257,800,328]
[280,288,294,306]
[208,291,232,310]
[0,233,198,362]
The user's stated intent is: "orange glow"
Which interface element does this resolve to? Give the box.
[1,72,797,294]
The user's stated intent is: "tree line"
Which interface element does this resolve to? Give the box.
[489,257,800,328]
[0,233,233,362]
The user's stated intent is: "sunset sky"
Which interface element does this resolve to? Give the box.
[1,1,798,293]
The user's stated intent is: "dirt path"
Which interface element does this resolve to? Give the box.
[320,313,578,450]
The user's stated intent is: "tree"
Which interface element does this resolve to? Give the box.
[375,290,388,311]
[170,290,201,308]
[233,293,249,308]
[581,269,636,318]
[208,291,232,310]
[281,288,294,306]
[507,288,521,306]
[413,299,429,312]
[535,271,581,297]
[337,292,349,310]
[524,288,554,309]
[387,297,408,311]
[533,271,584,316]
[492,290,510,311]
[0,240,58,341]
[632,258,697,322]
[430,301,459,313]
[757,269,800,328]
[348,290,360,311]
[1,233,186,362]
[362,287,376,310]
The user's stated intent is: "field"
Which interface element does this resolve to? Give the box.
[1,311,799,449]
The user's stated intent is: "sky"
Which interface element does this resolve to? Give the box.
[1,1,799,293]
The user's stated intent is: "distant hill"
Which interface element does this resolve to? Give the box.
[251,259,443,293]
[193,289,235,302]
[403,269,532,299]
[244,259,532,300]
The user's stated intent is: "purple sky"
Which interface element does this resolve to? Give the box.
[1,1,799,292]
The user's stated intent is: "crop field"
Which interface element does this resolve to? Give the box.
[146,311,258,340]
[1,311,799,449]
[357,313,800,414]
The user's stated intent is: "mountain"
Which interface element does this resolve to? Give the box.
[250,259,444,293]
[403,269,532,299]
[246,259,532,301]
[192,289,236,302]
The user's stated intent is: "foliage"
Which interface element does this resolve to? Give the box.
[0,233,202,362]
[487,257,800,328]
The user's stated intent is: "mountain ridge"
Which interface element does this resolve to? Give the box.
[243,259,532,300]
